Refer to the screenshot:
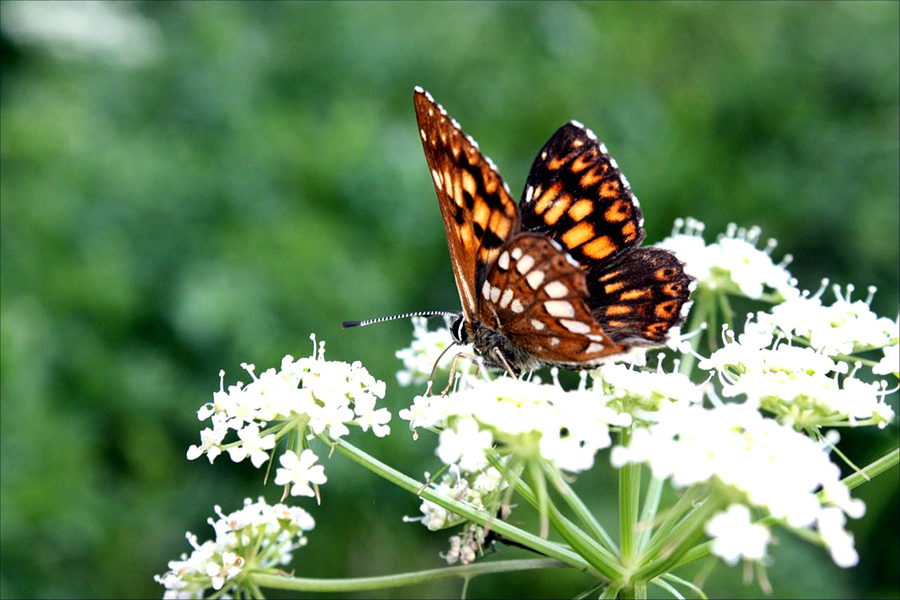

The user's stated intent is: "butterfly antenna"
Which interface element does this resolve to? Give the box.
[342,311,459,329]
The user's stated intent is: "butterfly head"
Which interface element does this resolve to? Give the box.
[449,313,470,345]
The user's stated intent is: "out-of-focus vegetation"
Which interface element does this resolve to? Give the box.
[1,3,897,598]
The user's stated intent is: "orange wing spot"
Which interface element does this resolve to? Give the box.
[663,282,685,297]
[472,201,490,229]
[580,165,606,188]
[543,195,573,226]
[620,288,651,301]
[443,169,461,207]
[548,151,575,170]
[567,199,594,221]
[605,320,627,329]
[604,199,631,222]
[605,305,632,316]
[461,169,477,197]
[581,235,617,260]
[488,211,513,240]
[598,269,623,282]
[570,150,596,174]
[655,300,678,319]
[561,221,595,249]
[459,223,473,246]
[621,221,637,241]
[449,132,462,159]
[654,267,677,281]
[604,281,625,294]
[534,182,562,215]
[644,322,669,337]
[483,169,498,195]
[598,180,621,199]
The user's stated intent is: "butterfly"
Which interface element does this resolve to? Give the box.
[414,87,693,374]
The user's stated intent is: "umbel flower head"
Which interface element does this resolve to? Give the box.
[187,335,391,496]
[155,497,315,598]
[658,218,798,301]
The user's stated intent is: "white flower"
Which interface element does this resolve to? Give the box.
[705,504,771,564]
[274,449,328,497]
[206,551,243,591]
[226,423,276,468]
[437,418,493,471]
[186,425,227,463]
[873,343,899,377]
[817,506,859,567]
[353,393,392,437]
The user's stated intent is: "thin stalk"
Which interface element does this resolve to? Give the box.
[634,495,726,581]
[250,558,566,593]
[636,476,664,553]
[542,461,619,554]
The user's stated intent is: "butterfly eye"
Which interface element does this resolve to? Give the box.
[450,315,469,344]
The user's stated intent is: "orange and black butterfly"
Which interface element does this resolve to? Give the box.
[412,87,693,374]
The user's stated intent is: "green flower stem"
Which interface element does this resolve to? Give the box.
[669,446,899,571]
[250,558,567,593]
[485,454,625,581]
[619,429,641,566]
[328,437,595,574]
[542,461,620,554]
[638,486,702,563]
[635,476,664,553]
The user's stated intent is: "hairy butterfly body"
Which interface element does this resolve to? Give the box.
[414,87,692,374]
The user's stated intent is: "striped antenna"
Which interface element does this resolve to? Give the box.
[342,310,459,329]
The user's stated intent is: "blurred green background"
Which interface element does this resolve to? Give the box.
[1,2,897,598]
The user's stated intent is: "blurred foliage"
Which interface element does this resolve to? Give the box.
[1,2,897,599]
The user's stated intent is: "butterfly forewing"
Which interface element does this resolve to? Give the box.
[414,88,519,320]
[586,247,693,345]
[519,122,645,270]
[480,234,625,366]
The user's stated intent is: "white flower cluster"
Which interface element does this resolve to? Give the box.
[657,218,798,300]
[759,283,899,357]
[395,316,475,387]
[591,361,703,419]
[155,497,315,598]
[611,403,864,567]
[400,377,630,473]
[187,336,390,495]
[413,466,506,532]
[701,296,896,429]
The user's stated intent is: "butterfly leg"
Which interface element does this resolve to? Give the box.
[491,347,518,378]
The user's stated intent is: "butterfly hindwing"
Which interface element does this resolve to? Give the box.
[586,247,693,345]
[414,88,519,320]
[480,234,625,367]
[519,122,645,270]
